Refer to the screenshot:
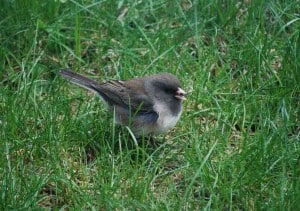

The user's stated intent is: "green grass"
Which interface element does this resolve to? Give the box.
[1,0,299,210]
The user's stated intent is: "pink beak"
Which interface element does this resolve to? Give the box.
[175,88,187,100]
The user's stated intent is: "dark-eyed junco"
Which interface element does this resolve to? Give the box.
[59,69,187,136]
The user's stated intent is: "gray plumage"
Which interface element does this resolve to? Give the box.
[59,69,186,136]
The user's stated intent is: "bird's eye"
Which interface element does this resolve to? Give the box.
[164,88,175,94]
[153,81,177,94]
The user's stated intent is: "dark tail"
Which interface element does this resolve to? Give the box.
[58,69,101,93]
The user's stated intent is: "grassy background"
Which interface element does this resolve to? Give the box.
[1,0,299,210]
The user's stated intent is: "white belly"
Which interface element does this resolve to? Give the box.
[153,103,182,133]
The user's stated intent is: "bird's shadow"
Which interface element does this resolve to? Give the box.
[83,127,164,164]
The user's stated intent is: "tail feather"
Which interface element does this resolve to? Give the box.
[59,69,101,93]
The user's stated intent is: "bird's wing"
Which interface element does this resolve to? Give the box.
[59,70,157,119]
[92,80,155,114]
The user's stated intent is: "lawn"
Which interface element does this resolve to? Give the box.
[0,0,299,210]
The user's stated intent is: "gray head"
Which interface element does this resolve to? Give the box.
[145,73,186,115]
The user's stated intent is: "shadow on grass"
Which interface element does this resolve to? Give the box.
[83,127,166,164]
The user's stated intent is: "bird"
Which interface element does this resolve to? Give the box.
[58,69,187,136]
